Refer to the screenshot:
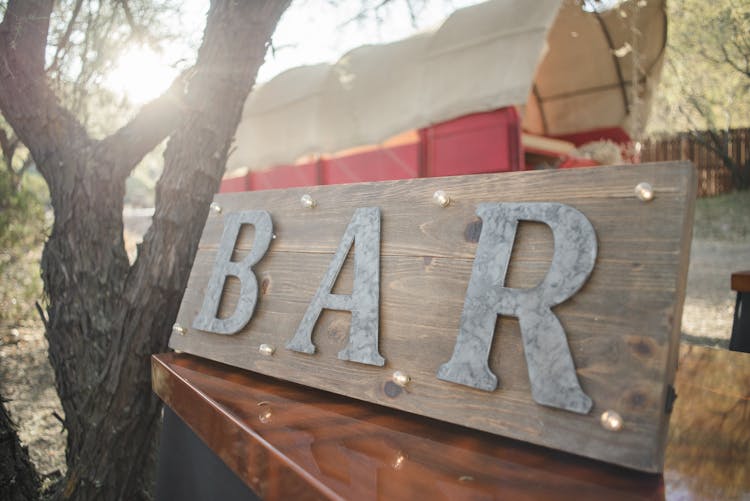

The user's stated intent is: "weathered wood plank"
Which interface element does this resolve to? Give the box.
[196,166,691,260]
[170,162,696,472]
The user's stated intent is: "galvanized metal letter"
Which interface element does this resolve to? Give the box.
[286,207,385,366]
[192,210,273,335]
[437,203,596,414]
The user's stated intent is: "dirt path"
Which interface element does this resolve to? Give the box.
[0,324,66,479]
[682,239,749,346]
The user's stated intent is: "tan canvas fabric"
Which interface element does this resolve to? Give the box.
[524,0,666,136]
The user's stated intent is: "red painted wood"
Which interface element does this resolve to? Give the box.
[250,161,320,191]
[219,108,525,192]
[552,127,631,147]
[423,108,523,177]
[219,175,251,193]
[559,156,600,169]
[321,144,419,185]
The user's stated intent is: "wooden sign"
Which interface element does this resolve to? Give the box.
[170,162,696,472]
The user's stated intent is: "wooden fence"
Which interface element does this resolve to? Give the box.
[640,128,750,197]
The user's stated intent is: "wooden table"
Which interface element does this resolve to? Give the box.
[152,345,750,500]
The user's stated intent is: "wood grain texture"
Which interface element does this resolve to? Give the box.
[170,162,697,472]
[152,345,750,500]
[731,271,750,292]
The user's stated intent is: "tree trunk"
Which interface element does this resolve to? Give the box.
[0,396,41,501]
[0,1,290,499]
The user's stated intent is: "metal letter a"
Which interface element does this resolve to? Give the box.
[286,207,385,367]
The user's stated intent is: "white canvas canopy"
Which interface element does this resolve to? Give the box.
[228,0,665,173]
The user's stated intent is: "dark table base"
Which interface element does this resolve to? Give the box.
[156,406,260,501]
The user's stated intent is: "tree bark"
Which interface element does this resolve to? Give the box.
[0,0,290,499]
[0,396,40,501]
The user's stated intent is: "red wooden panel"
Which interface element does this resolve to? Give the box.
[553,127,631,147]
[250,162,320,191]
[559,156,600,169]
[219,175,250,193]
[321,144,419,185]
[423,107,522,178]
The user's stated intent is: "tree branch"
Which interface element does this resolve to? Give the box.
[97,70,190,180]
[404,0,419,29]
[691,129,744,187]
[0,0,91,192]
[0,0,53,74]
[123,0,291,355]
[719,42,750,79]
[0,126,15,169]
[697,47,724,67]
[16,154,33,177]
[117,0,141,38]
[339,0,392,28]
[46,0,83,74]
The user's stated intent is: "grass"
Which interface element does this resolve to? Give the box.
[692,190,750,242]
[0,172,48,325]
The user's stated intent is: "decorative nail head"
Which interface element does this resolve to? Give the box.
[433,190,450,207]
[635,182,654,202]
[601,410,624,431]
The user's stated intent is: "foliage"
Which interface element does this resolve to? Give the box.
[44,1,199,206]
[0,1,196,205]
[0,170,47,324]
[692,190,750,242]
[47,0,190,132]
[647,0,750,189]
[649,0,750,134]
[0,116,33,192]
[0,0,195,327]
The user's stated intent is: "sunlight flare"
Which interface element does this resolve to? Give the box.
[106,46,179,104]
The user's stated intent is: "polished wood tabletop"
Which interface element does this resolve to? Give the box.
[152,344,750,500]
[731,270,750,292]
